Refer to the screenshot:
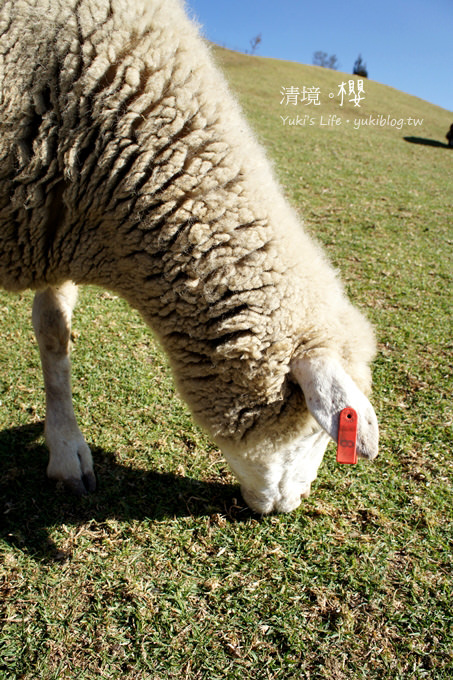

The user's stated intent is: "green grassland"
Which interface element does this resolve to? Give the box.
[1,47,452,679]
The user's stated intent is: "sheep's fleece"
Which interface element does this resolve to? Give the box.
[0,0,379,513]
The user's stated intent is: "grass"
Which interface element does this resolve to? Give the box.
[1,48,453,679]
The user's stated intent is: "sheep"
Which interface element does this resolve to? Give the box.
[0,0,379,514]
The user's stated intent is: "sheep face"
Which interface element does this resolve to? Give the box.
[221,429,331,515]
[219,354,379,514]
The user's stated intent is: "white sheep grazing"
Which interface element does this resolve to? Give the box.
[0,0,379,513]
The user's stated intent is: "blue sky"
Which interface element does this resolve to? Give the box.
[185,0,453,113]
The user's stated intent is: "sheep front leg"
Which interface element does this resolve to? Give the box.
[32,282,95,494]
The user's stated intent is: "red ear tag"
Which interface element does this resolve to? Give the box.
[337,407,358,464]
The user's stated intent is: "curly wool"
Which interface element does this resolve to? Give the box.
[0,0,376,457]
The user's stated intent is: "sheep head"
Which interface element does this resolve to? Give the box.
[219,354,378,514]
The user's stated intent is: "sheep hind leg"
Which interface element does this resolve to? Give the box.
[32,282,95,494]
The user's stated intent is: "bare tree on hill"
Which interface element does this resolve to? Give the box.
[249,33,262,55]
[313,51,339,70]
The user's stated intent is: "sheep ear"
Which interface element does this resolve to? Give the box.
[290,355,379,460]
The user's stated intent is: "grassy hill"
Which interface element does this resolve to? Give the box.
[1,48,452,678]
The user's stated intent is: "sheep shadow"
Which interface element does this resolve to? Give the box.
[0,422,249,561]
[403,136,451,149]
